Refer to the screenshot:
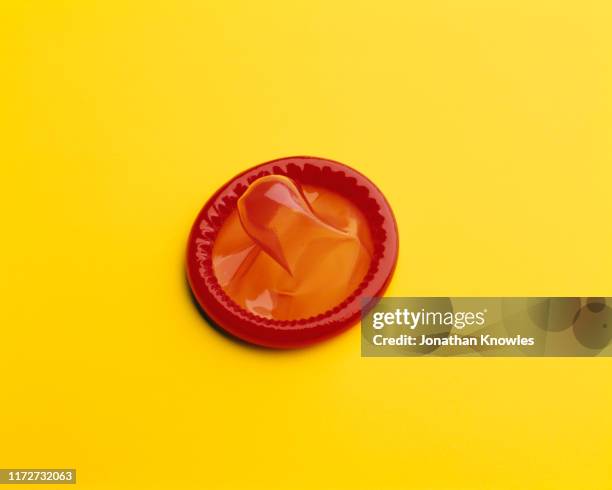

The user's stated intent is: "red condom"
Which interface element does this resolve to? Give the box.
[186,156,398,348]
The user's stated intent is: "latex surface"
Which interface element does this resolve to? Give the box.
[213,175,373,320]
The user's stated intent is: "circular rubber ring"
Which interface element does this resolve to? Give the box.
[186,156,398,348]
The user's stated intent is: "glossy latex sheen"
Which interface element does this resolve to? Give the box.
[213,175,373,320]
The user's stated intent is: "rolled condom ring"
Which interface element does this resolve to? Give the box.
[186,156,398,348]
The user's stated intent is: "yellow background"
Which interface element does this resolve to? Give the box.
[2,1,611,489]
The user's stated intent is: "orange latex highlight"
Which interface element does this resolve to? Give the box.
[212,175,373,320]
